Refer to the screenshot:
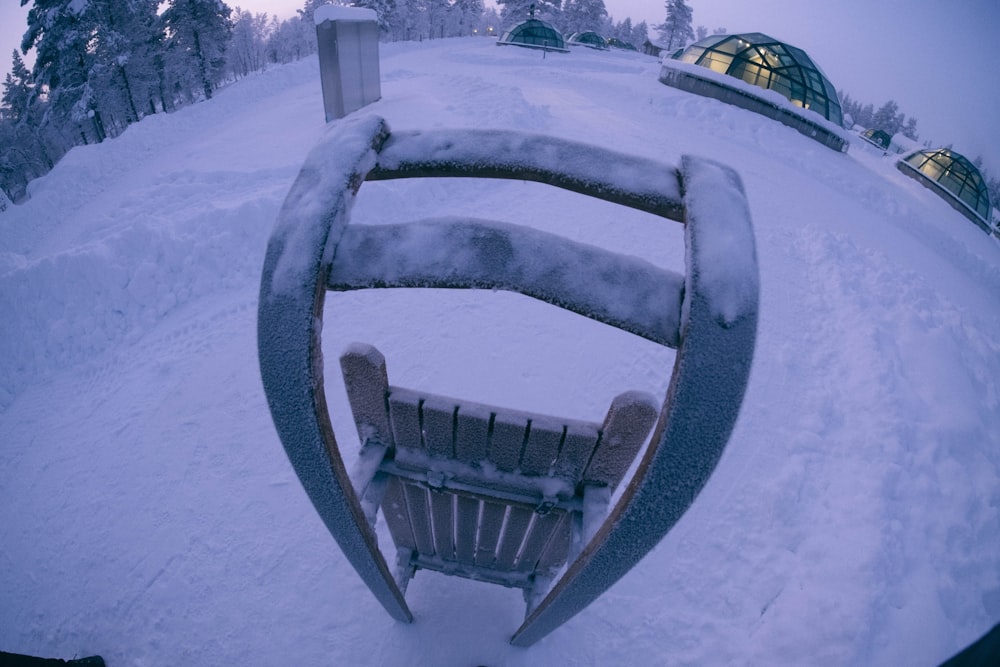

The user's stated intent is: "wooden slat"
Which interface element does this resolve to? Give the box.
[474,500,507,568]
[515,511,564,572]
[584,391,658,490]
[454,402,491,463]
[520,417,563,476]
[388,390,423,451]
[380,478,417,551]
[535,511,573,572]
[489,412,528,473]
[494,506,533,570]
[339,344,394,448]
[553,422,600,482]
[429,490,455,560]
[454,495,480,565]
[421,396,455,458]
[402,482,435,556]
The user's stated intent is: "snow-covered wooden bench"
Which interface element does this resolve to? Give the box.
[257,115,759,646]
[340,342,658,603]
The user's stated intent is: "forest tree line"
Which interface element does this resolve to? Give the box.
[0,0,648,203]
[2,0,997,212]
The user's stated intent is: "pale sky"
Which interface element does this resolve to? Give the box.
[2,0,999,174]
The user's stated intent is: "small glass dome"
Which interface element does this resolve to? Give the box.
[567,31,608,50]
[861,128,892,150]
[676,32,842,125]
[900,148,992,226]
[497,19,568,52]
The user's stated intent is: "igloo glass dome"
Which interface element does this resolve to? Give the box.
[676,32,843,126]
[497,19,568,52]
[898,148,993,231]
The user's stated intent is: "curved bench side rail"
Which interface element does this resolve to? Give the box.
[510,155,759,646]
[257,116,413,622]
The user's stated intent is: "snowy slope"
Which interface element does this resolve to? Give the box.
[2,37,999,666]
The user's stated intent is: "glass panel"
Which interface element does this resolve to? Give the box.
[918,158,945,181]
[770,74,791,99]
[701,52,733,73]
[711,37,744,55]
[680,47,706,64]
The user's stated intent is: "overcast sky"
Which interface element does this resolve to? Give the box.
[2,0,999,174]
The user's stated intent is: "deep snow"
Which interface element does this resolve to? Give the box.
[2,37,999,666]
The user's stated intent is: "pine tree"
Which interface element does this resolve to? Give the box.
[1,51,34,123]
[162,0,234,100]
[451,0,485,37]
[872,100,904,135]
[496,0,560,28]
[656,0,693,51]
[562,0,607,34]
[229,9,272,78]
[632,20,648,46]
[22,0,102,139]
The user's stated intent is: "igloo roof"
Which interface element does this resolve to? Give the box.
[676,32,842,125]
[498,19,568,52]
[567,31,608,49]
[901,148,992,224]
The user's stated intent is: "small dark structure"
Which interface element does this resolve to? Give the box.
[659,32,847,152]
[566,31,608,50]
[643,39,667,57]
[860,128,892,151]
[897,148,993,233]
[607,37,636,51]
[497,18,569,52]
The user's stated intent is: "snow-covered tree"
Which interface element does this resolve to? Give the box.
[83,0,165,128]
[496,0,561,28]
[1,51,34,124]
[632,20,648,46]
[161,0,234,100]
[656,0,693,51]
[872,99,904,135]
[266,14,315,63]
[562,0,607,34]
[229,8,272,78]
[21,0,103,140]
[451,0,486,36]
[901,116,919,141]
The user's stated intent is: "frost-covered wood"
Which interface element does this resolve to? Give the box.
[257,115,759,646]
[369,128,685,220]
[329,220,685,348]
[510,155,758,647]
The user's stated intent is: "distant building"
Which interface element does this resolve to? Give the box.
[566,31,608,50]
[643,40,667,57]
[497,19,568,52]
[658,32,847,151]
[607,37,637,51]
[896,148,993,233]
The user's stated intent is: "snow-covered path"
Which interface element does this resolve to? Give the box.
[2,38,999,666]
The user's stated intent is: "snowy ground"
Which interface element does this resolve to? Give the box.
[2,37,999,666]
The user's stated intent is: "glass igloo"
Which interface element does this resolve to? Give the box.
[659,32,847,151]
[497,19,568,52]
[897,148,993,232]
[567,31,608,50]
[676,33,842,124]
